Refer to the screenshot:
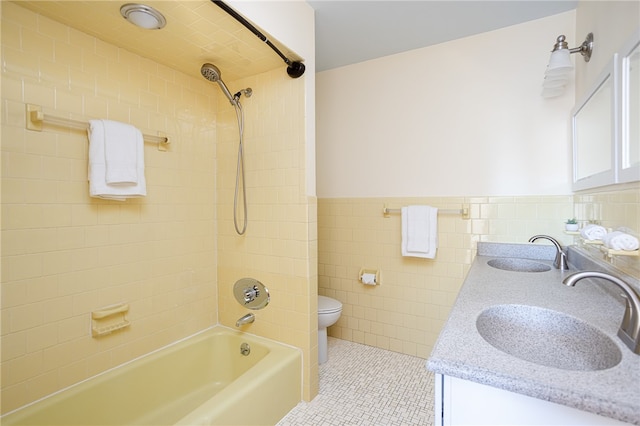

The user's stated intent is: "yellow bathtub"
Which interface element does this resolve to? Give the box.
[2,327,302,426]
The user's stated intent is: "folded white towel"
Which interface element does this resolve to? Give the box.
[580,224,607,241]
[407,206,430,252]
[402,205,438,259]
[603,231,639,251]
[88,119,146,201]
[103,121,139,184]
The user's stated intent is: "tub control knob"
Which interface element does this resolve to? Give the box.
[233,278,270,310]
[243,286,260,304]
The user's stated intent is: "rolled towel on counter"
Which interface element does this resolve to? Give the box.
[602,231,639,251]
[580,224,607,241]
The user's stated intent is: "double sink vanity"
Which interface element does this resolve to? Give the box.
[427,241,640,426]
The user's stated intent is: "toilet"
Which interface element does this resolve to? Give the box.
[318,295,343,364]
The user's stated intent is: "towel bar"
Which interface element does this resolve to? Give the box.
[26,104,169,149]
[383,204,470,219]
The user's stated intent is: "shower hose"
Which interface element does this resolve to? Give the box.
[233,100,247,235]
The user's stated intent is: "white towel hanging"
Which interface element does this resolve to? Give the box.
[88,119,146,200]
[103,121,138,184]
[402,205,438,258]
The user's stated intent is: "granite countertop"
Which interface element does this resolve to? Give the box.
[427,242,640,425]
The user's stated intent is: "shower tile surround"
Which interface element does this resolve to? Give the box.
[318,190,639,358]
[1,2,317,414]
[214,71,318,401]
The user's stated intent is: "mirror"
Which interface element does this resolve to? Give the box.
[619,32,640,183]
[572,57,617,191]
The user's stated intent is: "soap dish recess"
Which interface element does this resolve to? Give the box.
[91,303,130,337]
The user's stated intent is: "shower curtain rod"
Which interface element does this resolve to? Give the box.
[210,1,306,78]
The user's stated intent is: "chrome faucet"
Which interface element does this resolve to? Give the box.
[528,235,569,270]
[235,313,255,327]
[563,271,640,355]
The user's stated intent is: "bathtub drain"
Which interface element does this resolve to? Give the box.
[240,342,250,356]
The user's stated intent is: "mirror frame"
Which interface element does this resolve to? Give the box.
[617,29,640,184]
[571,56,618,191]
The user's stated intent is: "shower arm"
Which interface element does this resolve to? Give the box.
[211,0,305,78]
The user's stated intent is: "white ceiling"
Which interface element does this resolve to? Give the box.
[309,1,578,72]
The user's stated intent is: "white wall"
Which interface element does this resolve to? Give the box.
[316,11,576,198]
[575,1,639,96]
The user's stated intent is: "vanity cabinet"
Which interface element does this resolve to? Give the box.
[435,374,632,426]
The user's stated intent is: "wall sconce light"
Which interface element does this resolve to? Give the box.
[542,33,594,98]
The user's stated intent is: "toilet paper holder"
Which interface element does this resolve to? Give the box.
[359,268,380,286]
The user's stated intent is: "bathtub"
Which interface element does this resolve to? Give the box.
[2,327,302,426]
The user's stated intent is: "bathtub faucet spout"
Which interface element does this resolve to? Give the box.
[236,313,255,327]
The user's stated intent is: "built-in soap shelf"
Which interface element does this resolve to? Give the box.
[91,303,130,337]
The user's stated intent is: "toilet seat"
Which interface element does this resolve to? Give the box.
[318,295,342,314]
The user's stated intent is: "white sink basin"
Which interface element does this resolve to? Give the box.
[476,304,621,371]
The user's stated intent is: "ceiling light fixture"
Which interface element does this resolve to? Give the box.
[542,33,594,98]
[120,3,166,30]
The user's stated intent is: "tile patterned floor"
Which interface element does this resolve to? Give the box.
[278,337,435,426]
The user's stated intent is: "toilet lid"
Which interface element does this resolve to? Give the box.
[318,295,342,314]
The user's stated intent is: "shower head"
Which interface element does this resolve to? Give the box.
[200,62,222,82]
[201,63,236,105]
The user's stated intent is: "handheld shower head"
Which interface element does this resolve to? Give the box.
[200,62,222,82]
[200,63,236,105]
